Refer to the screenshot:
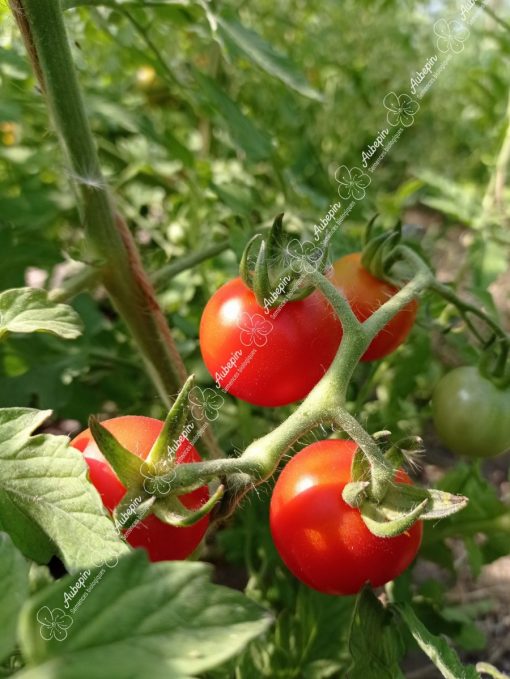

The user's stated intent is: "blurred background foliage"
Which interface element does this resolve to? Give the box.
[1,0,510,675]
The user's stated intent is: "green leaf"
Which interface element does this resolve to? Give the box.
[0,408,128,571]
[216,17,323,102]
[18,551,272,679]
[394,603,479,679]
[0,288,82,340]
[348,587,405,679]
[193,71,272,161]
[0,533,29,663]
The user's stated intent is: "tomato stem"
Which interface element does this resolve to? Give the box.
[429,277,510,383]
[11,0,223,459]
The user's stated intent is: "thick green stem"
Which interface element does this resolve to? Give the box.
[363,259,432,337]
[12,0,222,459]
[331,408,393,502]
[14,0,184,395]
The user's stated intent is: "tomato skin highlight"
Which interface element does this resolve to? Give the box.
[270,440,422,595]
[199,277,342,407]
[332,253,418,361]
[71,416,209,562]
[432,366,510,458]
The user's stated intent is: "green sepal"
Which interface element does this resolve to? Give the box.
[350,448,371,483]
[383,482,468,521]
[384,435,424,468]
[479,349,510,390]
[358,482,468,538]
[342,481,369,508]
[419,488,468,520]
[266,212,285,264]
[361,218,403,281]
[113,489,155,532]
[238,213,332,309]
[153,484,225,527]
[239,234,262,289]
[360,497,428,538]
[147,375,195,466]
[89,416,143,488]
[252,240,272,308]
[363,213,380,246]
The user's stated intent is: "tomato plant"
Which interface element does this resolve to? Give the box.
[270,440,423,595]
[71,416,210,561]
[332,252,418,361]
[432,366,510,458]
[199,276,341,407]
[2,0,510,676]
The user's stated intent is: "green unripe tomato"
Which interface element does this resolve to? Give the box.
[432,366,510,458]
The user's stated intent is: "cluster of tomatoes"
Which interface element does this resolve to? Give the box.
[71,246,510,596]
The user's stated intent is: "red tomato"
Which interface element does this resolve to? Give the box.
[332,253,418,361]
[199,277,341,407]
[71,416,209,562]
[270,440,422,595]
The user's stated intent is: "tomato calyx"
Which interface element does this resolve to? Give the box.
[239,213,329,309]
[87,376,222,529]
[152,485,224,527]
[360,215,406,282]
[478,348,510,390]
[342,437,468,538]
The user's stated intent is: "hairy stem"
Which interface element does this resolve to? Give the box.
[12,0,222,458]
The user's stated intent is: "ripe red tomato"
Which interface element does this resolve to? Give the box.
[199,277,341,407]
[71,416,209,562]
[270,440,422,595]
[332,252,418,361]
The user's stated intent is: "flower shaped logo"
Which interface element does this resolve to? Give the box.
[238,312,273,348]
[188,386,224,422]
[89,551,119,569]
[286,239,323,274]
[383,92,419,128]
[334,166,371,200]
[434,19,469,54]
[140,460,175,496]
[37,607,73,642]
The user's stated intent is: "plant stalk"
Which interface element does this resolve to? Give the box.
[11,0,222,459]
